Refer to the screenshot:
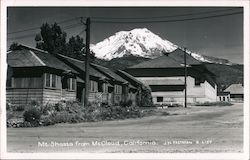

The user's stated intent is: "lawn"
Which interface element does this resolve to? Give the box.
[7,103,243,153]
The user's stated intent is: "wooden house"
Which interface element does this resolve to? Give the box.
[90,64,130,105]
[57,54,135,105]
[55,54,111,104]
[6,45,79,106]
[115,70,144,105]
[125,48,217,105]
[6,44,143,106]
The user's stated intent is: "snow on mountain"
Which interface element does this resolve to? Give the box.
[91,28,177,60]
[91,28,233,65]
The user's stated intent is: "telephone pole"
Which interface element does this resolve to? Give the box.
[184,48,187,108]
[84,17,91,107]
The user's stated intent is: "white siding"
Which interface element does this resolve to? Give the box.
[136,76,217,104]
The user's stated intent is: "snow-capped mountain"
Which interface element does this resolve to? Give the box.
[91,28,177,60]
[91,28,232,65]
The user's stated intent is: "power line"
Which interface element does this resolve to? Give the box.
[7,17,82,35]
[8,23,83,40]
[8,10,242,40]
[7,8,241,35]
[92,8,240,20]
[92,11,243,23]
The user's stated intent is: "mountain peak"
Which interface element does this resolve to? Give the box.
[91,28,177,60]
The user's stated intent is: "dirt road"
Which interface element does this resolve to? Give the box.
[7,103,243,153]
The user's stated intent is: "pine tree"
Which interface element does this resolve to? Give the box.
[35,23,67,54]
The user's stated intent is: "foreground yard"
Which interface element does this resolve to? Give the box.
[7,103,243,153]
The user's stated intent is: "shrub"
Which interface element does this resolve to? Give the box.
[29,100,40,106]
[23,107,42,124]
[120,100,132,107]
[54,102,66,112]
[20,100,143,127]
[12,105,25,111]
[7,111,14,120]
[140,85,153,107]
[41,103,55,115]
[6,102,12,111]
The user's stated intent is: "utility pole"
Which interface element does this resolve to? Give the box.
[184,48,187,108]
[84,17,91,107]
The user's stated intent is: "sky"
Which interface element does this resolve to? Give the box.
[7,7,243,64]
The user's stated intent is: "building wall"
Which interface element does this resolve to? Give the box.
[230,94,244,102]
[7,73,77,106]
[6,88,43,106]
[217,95,230,102]
[128,92,137,105]
[6,75,44,105]
[136,76,217,104]
[204,80,217,101]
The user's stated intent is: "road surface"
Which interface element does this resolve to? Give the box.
[7,103,243,153]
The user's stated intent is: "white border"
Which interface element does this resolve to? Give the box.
[1,0,249,159]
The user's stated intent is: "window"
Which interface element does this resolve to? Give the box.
[157,97,163,102]
[90,80,98,92]
[45,73,57,88]
[72,79,76,90]
[114,85,122,94]
[102,83,108,93]
[67,78,76,91]
[52,74,56,88]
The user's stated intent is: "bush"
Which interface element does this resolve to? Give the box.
[140,85,153,107]
[7,111,14,120]
[6,102,12,111]
[120,100,132,107]
[18,100,143,127]
[12,105,25,111]
[41,103,55,115]
[23,107,42,124]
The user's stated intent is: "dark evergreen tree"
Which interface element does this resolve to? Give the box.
[9,42,19,51]
[35,22,95,61]
[66,35,85,60]
[35,23,67,54]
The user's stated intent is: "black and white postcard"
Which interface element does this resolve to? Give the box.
[0,0,249,159]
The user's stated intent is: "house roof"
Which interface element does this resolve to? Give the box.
[128,55,184,69]
[217,91,230,96]
[138,78,184,85]
[91,64,128,84]
[116,70,143,86]
[224,84,244,94]
[128,48,200,69]
[56,54,109,79]
[7,45,78,74]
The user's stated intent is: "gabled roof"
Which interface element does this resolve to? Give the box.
[7,44,78,74]
[138,78,184,85]
[56,54,108,79]
[116,70,143,86]
[91,64,128,84]
[224,84,244,94]
[168,48,201,65]
[128,48,201,69]
[128,55,183,69]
